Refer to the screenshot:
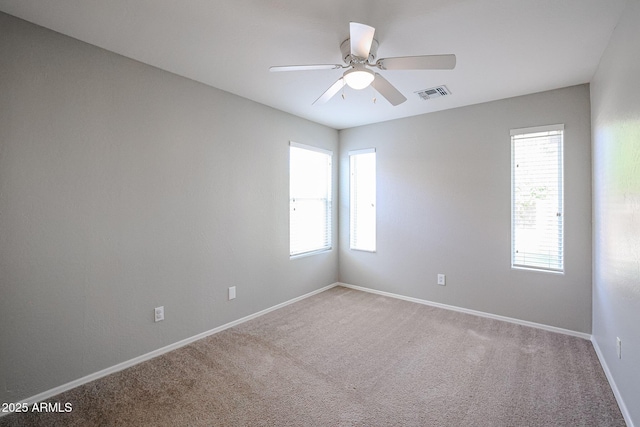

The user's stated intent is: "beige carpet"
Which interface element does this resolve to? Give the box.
[1,286,625,426]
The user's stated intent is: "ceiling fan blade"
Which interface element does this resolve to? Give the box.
[371,73,407,106]
[350,22,375,59]
[312,77,345,105]
[377,54,457,70]
[270,64,343,72]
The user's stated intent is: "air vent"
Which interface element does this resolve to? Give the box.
[415,85,451,101]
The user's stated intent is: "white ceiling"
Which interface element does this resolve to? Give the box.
[0,0,627,129]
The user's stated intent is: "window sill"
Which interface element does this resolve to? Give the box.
[290,248,332,260]
[511,265,564,275]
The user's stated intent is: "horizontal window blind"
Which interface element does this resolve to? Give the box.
[290,142,332,257]
[349,149,376,252]
[511,125,564,272]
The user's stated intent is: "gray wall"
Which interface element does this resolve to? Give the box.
[0,12,338,403]
[591,0,640,423]
[339,85,593,333]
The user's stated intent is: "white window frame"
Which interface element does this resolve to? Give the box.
[289,141,333,258]
[349,148,376,252]
[511,124,564,273]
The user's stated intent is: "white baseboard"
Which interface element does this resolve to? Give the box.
[3,282,339,417]
[591,337,635,427]
[10,282,628,424]
[337,282,592,340]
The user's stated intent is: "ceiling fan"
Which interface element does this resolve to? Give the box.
[269,22,456,106]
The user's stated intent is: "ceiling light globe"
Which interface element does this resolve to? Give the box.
[343,66,375,90]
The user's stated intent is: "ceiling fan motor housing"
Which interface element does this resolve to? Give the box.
[341,38,379,64]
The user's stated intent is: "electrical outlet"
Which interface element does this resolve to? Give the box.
[228,286,236,300]
[154,306,164,322]
[437,274,446,286]
[617,337,622,359]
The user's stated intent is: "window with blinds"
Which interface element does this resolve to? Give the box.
[511,124,564,272]
[289,142,332,257]
[350,149,376,252]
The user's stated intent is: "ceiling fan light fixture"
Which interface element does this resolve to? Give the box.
[343,66,375,90]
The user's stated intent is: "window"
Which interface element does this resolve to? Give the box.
[349,149,376,252]
[511,124,564,272]
[289,142,332,257]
